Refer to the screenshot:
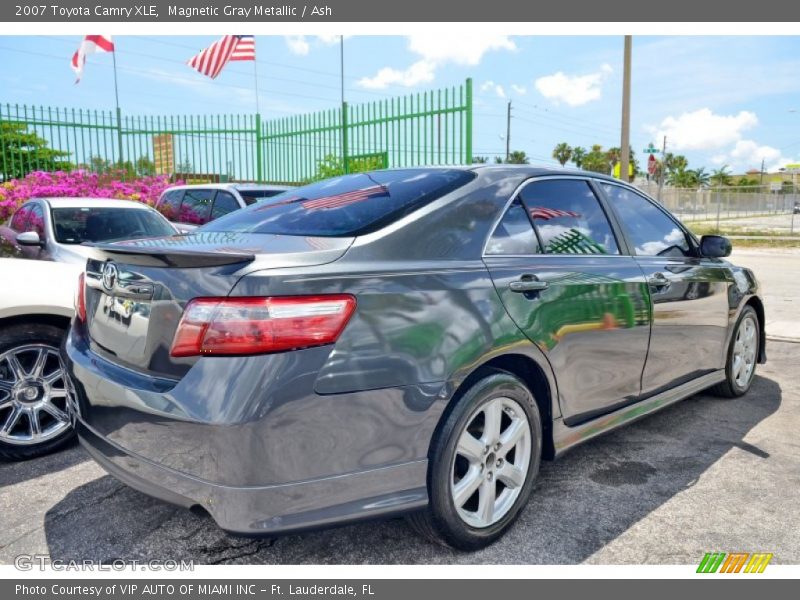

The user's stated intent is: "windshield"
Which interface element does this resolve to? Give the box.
[51,207,176,244]
[204,169,475,237]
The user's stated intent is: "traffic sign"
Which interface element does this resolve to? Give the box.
[643,143,660,154]
[647,154,657,175]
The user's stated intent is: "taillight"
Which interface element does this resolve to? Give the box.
[74,272,86,322]
[170,295,356,357]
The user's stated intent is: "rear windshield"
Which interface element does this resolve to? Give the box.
[239,189,286,206]
[204,169,475,237]
[52,207,176,244]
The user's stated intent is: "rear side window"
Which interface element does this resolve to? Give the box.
[485,200,540,255]
[601,184,693,257]
[211,191,240,220]
[158,189,183,220]
[180,189,214,225]
[10,206,31,232]
[519,180,620,255]
[28,204,46,237]
[204,169,475,237]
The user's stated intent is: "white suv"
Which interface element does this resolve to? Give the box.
[156,183,292,232]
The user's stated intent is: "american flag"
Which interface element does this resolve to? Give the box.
[187,35,255,80]
[529,207,580,220]
[302,185,389,211]
[71,35,114,83]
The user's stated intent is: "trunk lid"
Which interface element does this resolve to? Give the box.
[83,231,352,379]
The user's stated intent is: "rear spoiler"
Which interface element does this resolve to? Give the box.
[85,243,255,268]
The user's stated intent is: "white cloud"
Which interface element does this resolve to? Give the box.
[358,35,516,89]
[534,64,613,107]
[285,36,310,56]
[647,108,758,151]
[510,84,527,96]
[480,80,506,98]
[728,140,794,172]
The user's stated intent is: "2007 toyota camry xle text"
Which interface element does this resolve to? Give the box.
[63,166,765,550]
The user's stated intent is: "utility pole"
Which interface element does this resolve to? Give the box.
[505,100,512,162]
[657,135,667,203]
[759,158,765,185]
[619,35,632,183]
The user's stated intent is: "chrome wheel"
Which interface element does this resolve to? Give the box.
[451,396,531,529]
[0,344,71,446]
[732,314,758,389]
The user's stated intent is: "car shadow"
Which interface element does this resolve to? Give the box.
[42,375,781,564]
[0,438,85,487]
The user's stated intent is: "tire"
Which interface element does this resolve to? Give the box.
[0,322,75,460]
[408,370,542,550]
[710,305,760,398]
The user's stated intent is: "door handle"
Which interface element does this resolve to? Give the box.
[509,276,548,293]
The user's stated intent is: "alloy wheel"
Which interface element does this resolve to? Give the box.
[450,396,532,529]
[732,314,758,389]
[0,344,71,446]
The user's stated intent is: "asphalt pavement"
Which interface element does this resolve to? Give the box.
[1,340,797,565]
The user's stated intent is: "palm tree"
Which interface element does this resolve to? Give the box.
[471,156,489,164]
[552,143,573,166]
[571,146,587,169]
[582,145,611,175]
[506,150,530,165]
[667,167,696,188]
[690,167,710,188]
[710,165,732,187]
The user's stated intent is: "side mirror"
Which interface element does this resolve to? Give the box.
[700,235,731,258]
[16,231,44,247]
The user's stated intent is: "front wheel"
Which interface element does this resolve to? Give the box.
[710,305,760,398]
[0,323,75,460]
[408,371,542,550]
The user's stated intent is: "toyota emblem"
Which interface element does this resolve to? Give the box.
[102,262,118,292]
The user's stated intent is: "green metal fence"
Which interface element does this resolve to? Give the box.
[0,79,472,184]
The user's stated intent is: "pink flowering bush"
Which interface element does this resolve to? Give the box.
[0,170,184,221]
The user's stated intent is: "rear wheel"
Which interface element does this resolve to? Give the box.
[710,306,759,398]
[408,371,542,550]
[0,323,75,460]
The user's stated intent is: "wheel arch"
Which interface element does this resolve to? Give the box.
[745,296,767,364]
[434,351,558,461]
[0,313,72,335]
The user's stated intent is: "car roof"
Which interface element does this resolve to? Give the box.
[33,197,157,209]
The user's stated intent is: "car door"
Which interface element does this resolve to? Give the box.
[599,183,731,396]
[483,177,652,424]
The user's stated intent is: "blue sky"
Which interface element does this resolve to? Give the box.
[1,34,799,173]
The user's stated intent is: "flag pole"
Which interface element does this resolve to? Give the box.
[253,54,261,116]
[111,46,124,167]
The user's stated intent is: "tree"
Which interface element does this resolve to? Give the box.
[176,156,193,174]
[471,156,489,164]
[582,144,611,174]
[571,146,587,169]
[505,150,529,164]
[689,167,710,188]
[667,167,696,188]
[552,143,572,166]
[135,155,156,177]
[710,165,732,187]
[1,121,71,179]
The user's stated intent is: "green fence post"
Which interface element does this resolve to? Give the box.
[342,102,349,174]
[115,106,124,171]
[255,113,263,183]
[465,78,473,165]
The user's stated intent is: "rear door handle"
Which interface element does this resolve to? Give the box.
[509,277,548,293]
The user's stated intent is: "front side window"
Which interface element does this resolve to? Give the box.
[205,169,475,237]
[601,184,693,257]
[10,206,31,232]
[179,189,214,225]
[519,180,620,255]
[485,200,541,255]
[28,204,46,237]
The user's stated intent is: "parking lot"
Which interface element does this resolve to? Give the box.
[1,248,798,565]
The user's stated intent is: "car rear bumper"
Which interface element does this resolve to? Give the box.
[63,325,440,535]
[76,420,428,535]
